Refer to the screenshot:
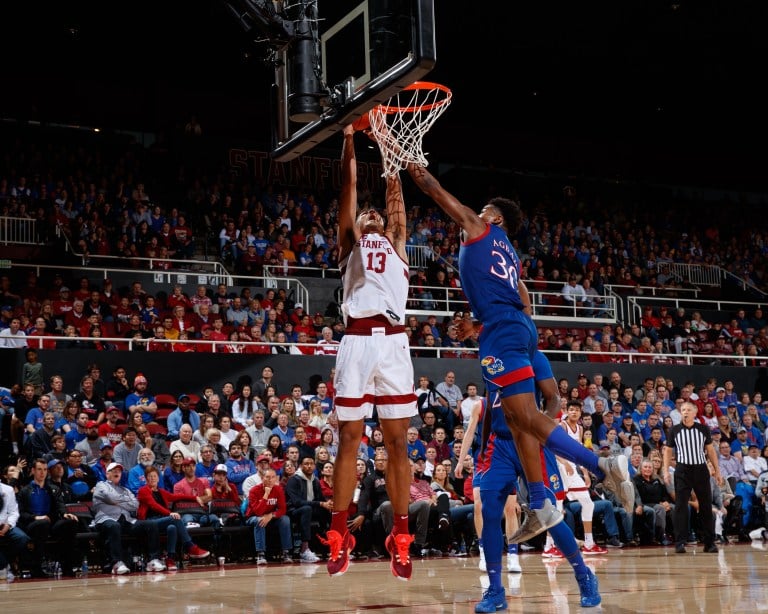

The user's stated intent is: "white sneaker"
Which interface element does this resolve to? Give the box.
[299,549,320,563]
[507,553,522,573]
[146,558,167,572]
[186,522,201,528]
[0,566,7,580]
[112,561,130,575]
[749,528,768,542]
[478,546,486,571]
[255,554,267,565]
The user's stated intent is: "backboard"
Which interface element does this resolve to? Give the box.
[271,0,436,161]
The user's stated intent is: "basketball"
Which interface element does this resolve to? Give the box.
[350,113,371,132]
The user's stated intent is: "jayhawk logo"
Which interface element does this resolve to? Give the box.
[549,471,562,492]
[481,355,505,376]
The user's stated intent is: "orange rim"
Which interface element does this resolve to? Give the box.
[374,81,451,115]
[350,82,451,130]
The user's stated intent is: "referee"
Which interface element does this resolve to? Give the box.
[662,400,723,554]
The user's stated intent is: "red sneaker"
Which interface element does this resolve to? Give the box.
[385,532,414,581]
[581,544,608,555]
[187,544,210,559]
[541,546,564,559]
[165,557,178,572]
[320,530,356,576]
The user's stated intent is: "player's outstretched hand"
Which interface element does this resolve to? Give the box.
[455,319,474,342]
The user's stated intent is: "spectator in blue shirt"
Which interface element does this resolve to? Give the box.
[225,440,256,495]
[167,394,200,440]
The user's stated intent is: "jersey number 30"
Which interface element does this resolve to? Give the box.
[489,250,519,289]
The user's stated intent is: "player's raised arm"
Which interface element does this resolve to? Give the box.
[384,172,408,262]
[407,162,486,239]
[338,124,359,259]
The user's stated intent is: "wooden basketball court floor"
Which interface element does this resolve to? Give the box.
[2,542,766,613]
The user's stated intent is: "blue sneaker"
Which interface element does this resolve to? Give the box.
[576,570,602,607]
[475,586,507,613]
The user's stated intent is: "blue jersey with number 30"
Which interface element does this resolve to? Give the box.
[458,223,524,322]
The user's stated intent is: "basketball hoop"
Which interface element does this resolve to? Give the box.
[356,81,452,178]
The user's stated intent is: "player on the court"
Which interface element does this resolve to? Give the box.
[557,400,609,555]
[455,389,523,573]
[407,162,632,543]
[321,124,418,580]
[472,371,601,611]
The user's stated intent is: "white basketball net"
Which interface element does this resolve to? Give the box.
[368,83,452,177]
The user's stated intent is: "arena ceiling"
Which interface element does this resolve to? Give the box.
[2,1,765,190]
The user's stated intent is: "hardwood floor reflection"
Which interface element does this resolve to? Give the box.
[1,542,767,613]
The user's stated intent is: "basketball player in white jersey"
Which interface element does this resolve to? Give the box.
[555,399,607,554]
[321,124,418,580]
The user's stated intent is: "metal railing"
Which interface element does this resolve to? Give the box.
[666,262,721,287]
[0,216,39,244]
[538,347,761,367]
[527,290,618,324]
[406,245,459,275]
[22,333,762,367]
[661,262,767,299]
[10,260,234,291]
[262,264,340,280]
[626,295,768,327]
[7,260,308,315]
[231,271,309,311]
[53,222,232,278]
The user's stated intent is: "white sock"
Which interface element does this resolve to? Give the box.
[584,532,594,547]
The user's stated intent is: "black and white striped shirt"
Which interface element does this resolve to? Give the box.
[668,421,711,465]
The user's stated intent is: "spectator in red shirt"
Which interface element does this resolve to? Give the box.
[137,465,211,570]
[191,303,215,333]
[65,299,91,337]
[166,284,193,313]
[245,467,293,565]
[172,215,195,259]
[289,303,306,327]
[173,457,212,526]
[52,286,74,318]
[209,318,228,342]
[114,297,137,334]
[28,316,57,349]
[172,330,197,352]
[170,304,195,337]
[98,408,124,446]
[73,276,91,302]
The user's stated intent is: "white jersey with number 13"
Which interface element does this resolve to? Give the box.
[339,232,409,326]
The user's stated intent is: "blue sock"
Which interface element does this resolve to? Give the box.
[545,427,600,477]
[549,521,589,577]
[478,538,484,549]
[507,542,518,555]
[487,565,503,591]
[528,481,545,509]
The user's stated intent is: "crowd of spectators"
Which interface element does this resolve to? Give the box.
[2,267,767,365]
[3,125,768,307]
[4,109,768,577]
[538,304,768,364]
[3,362,768,577]
[4,126,768,364]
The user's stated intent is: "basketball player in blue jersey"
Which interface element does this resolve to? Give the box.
[472,388,601,611]
[455,314,601,611]
[322,125,418,581]
[407,163,633,542]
